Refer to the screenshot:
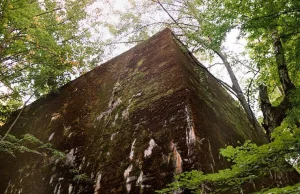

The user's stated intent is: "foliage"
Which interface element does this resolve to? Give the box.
[221,0,300,97]
[257,182,300,194]
[73,173,91,184]
[0,98,21,125]
[158,123,300,193]
[0,133,65,160]
[0,0,99,123]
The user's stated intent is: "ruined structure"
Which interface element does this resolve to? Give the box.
[1,29,269,193]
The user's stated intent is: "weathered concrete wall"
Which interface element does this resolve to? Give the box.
[0,29,268,193]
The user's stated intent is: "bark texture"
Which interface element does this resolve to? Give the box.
[259,31,296,140]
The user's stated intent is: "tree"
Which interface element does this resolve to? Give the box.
[0,0,99,124]
[227,0,300,138]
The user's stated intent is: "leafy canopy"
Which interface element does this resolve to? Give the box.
[0,0,98,123]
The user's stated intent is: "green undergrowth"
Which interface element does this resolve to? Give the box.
[0,134,65,160]
[157,122,300,193]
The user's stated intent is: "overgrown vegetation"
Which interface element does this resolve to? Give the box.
[0,133,65,160]
[0,0,101,123]
[158,123,300,193]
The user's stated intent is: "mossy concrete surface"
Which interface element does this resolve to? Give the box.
[0,29,270,194]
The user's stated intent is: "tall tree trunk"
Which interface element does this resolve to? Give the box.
[272,31,295,94]
[259,31,296,141]
[215,50,262,133]
[259,84,286,140]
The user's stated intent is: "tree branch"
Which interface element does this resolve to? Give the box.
[1,94,34,141]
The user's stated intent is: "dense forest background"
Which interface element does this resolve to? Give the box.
[1,0,300,193]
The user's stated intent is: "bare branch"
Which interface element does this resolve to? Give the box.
[1,94,34,141]
[207,63,224,69]
[155,0,187,34]
[104,40,145,46]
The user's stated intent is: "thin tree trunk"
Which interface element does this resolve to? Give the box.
[1,95,33,141]
[215,50,262,132]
